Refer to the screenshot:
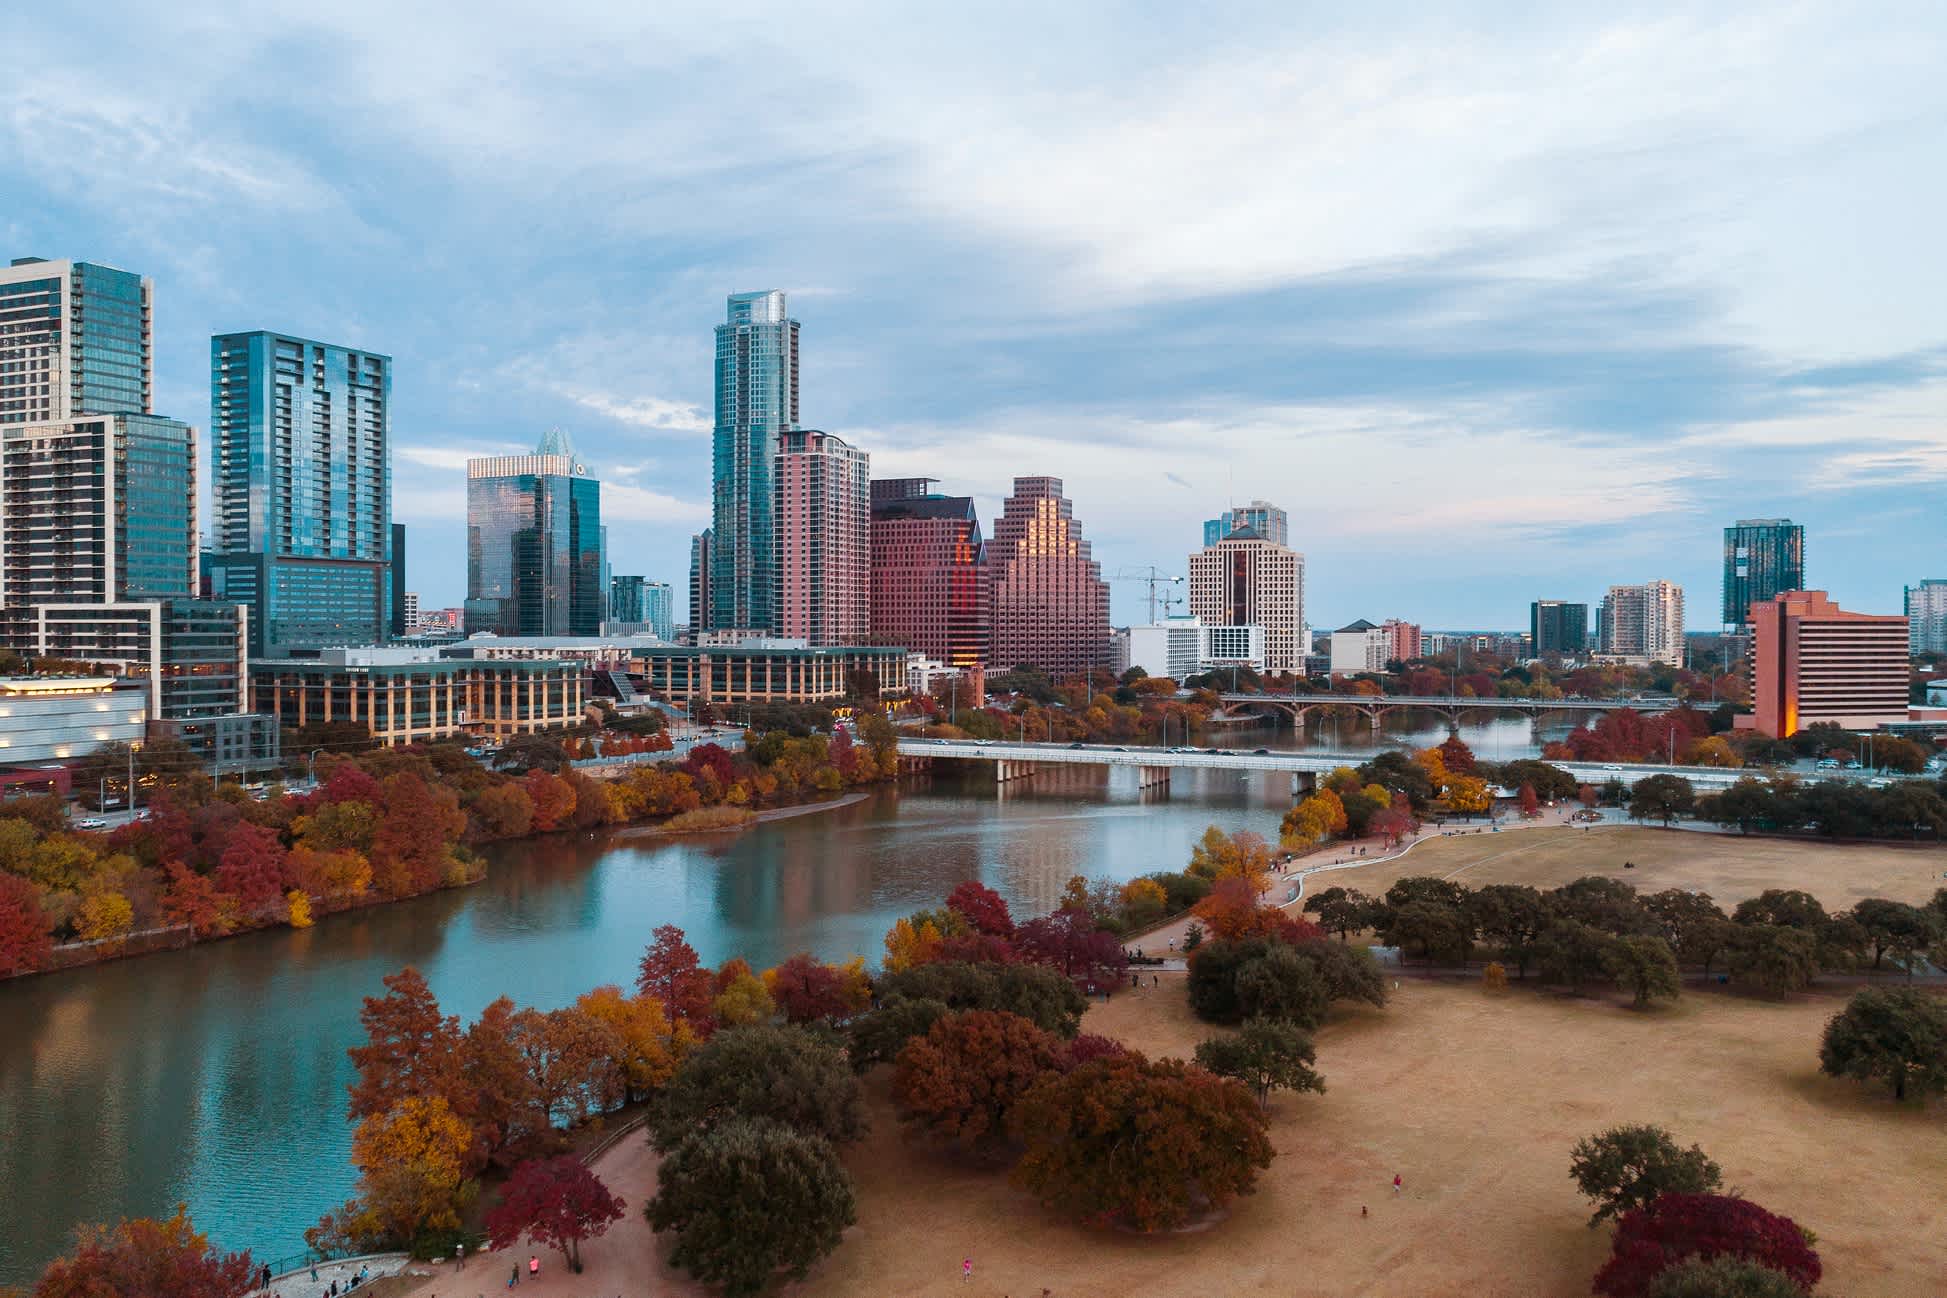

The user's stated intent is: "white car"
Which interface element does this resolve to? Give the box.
[75,817,107,830]
[1602,764,1622,772]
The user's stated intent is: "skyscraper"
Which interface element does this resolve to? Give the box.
[1600,581,1685,666]
[465,429,603,636]
[870,477,990,669]
[610,574,646,623]
[1,257,152,425]
[1905,580,1947,655]
[710,290,799,633]
[1186,525,1304,672]
[688,529,712,639]
[988,477,1111,677]
[1530,600,1589,656]
[1723,519,1804,629]
[1201,499,1289,548]
[775,429,869,646]
[643,581,674,640]
[207,331,392,655]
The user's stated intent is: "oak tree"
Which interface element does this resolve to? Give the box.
[892,1009,1066,1154]
[1193,1017,1325,1106]
[650,1024,865,1153]
[1819,986,1947,1101]
[1568,1124,1722,1227]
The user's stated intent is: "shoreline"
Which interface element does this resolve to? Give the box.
[610,789,876,841]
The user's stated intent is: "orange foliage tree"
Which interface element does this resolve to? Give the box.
[33,1205,255,1298]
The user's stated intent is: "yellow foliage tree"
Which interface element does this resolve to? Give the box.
[1121,876,1168,911]
[286,889,313,929]
[1683,736,1743,768]
[576,984,681,1097]
[349,1095,474,1240]
[75,890,134,942]
[1186,827,1274,888]
[713,970,775,1027]
[1445,774,1493,815]
[1415,747,1450,794]
[883,917,944,973]
[834,955,874,1015]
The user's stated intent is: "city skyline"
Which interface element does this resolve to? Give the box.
[8,7,1945,630]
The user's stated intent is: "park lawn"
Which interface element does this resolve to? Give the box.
[794,975,1947,1298]
[1323,824,1947,911]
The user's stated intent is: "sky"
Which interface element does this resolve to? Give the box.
[5,2,1944,631]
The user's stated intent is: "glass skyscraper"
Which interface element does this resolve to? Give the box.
[0,256,152,425]
[207,330,392,654]
[465,429,604,636]
[710,290,799,633]
[1722,518,1804,629]
[1202,500,1289,548]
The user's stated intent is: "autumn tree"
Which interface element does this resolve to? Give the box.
[468,781,534,839]
[891,1010,1066,1156]
[0,872,53,976]
[650,1024,865,1153]
[461,996,541,1167]
[1592,1193,1820,1298]
[1013,906,1128,990]
[484,1155,626,1273]
[647,1117,856,1298]
[510,1005,623,1130]
[1193,1018,1325,1106]
[945,879,1014,936]
[34,1205,255,1298]
[347,966,464,1121]
[636,924,716,1029]
[1010,1051,1274,1231]
[1819,986,1947,1102]
[763,952,872,1025]
[522,769,578,832]
[712,966,776,1028]
[1569,1125,1723,1228]
[1186,826,1274,888]
[575,985,684,1102]
[1517,782,1541,818]
[345,1095,477,1245]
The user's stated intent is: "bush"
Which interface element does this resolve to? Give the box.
[646,1117,855,1297]
[650,1025,864,1153]
[659,806,756,834]
[1642,1256,1812,1298]
[1593,1193,1820,1298]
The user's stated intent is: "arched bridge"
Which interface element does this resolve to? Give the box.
[1220,692,1684,731]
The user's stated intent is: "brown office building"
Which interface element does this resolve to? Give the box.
[869,478,989,669]
[1740,590,1908,737]
[987,476,1110,678]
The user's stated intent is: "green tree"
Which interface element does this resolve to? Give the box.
[1602,935,1682,1008]
[1535,921,1617,991]
[1628,774,1695,826]
[1642,1256,1810,1298]
[1642,889,1728,962]
[1193,1018,1325,1106]
[1468,883,1550,977]
[646,1117,856,1297]
[1818,986,1947,1102]
[1384,900,1472,965]
[1234,943,1330,1029]
[1849,898,1942,975]
[650,1025,864,1153]
[1568,1124,1723,1228]
[1302,885,1379,942]
[1726,925,1820,998]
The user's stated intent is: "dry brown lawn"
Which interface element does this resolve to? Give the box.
[797,976,1947,1298]
[1328,824,1947,911]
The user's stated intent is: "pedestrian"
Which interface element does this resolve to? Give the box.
[963,1257,973,1282]
[510,1263,520,1288]
[262,1262,272,1292]
[311,1264,320,1283]
[1393,1173,1403,1195]
[1168,937,1176,952]
[528,1256,539,1280]
[1361,1204,1368,1218]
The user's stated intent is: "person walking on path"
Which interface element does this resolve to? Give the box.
[509,1264,520,1288]
[962,1257,973,1282]
[528,1256,539,1280]
[456,1242,466,1271]
[1392,1173,1403,1196]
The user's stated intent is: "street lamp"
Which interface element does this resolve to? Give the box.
[306,747,326,787]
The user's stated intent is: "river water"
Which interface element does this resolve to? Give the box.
[0,716,1547,1282]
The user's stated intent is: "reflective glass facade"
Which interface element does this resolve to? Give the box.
[0,257,152,425]
[1722,518,1804,628]
[210,331,392,652]
[710,290,798,632]
[465,434,604,637]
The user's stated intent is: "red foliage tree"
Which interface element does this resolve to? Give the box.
[636,924,715,1029]
[936,931,1021,965]
[681,743,738,789]
[211,824,289,920]
[1013,907,1128,990]
[1437,735,1477,774]
[1193,877,1323,944]
[946,880,1015,937]
[892,1010,1067,1154]
[346,966,465,1121]
[1517,783,1541,818]
[766,953,854,1024]
[483,1155,626,1273]
[0,872,53,976]
[1060,1033,1127,1070]
[1371,791,1418,845]
[1593,1193,1821,1298]
[159,861,225,937]
[369,772,466,897]
[523,770,578,833]
[33,1204,255,1298]
[828,726,861,780]
[315,763,385,808]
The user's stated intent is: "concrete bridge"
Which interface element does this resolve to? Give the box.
[1219,692,1685,731]
[895,737,1758,795]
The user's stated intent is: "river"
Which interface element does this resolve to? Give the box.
[0,715,1550,1282]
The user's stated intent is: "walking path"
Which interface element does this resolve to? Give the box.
[265,1253,411,1298]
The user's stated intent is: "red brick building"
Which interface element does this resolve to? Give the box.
[988,477,1110,678]
[1739,590,1908,737]
[868,478,989,669]
[774,429,869,646]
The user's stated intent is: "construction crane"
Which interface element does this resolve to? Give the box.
[1112,566,1186,624]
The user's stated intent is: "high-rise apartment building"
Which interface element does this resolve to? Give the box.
[399,591,420,634]
[688,530,711,639]
[389,524,408,638]
[710,290,799,633]
[1530,600,1589,656]
[0,415,195,604]
[1739,590,1908,737]
[206,331,392,655]
[643,581,674,640]
[775,429,869,646]
[1904,580,1947,656]
[465,430,603,637]
[1600,581,1685,666]
[988,477,1110,677]
[1186,524,1304,672]
[610,574,646,623]
[869,477,990,670]
[1,257,151,425]
[1381,619,1422,663]
[1202,499,1289,549]
[1723,519,1804,629]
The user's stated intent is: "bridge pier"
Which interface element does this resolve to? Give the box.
[995,758,1038,785]
[1136,765,1171,790]
[1291,771,1316,797]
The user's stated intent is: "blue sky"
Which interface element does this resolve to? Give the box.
[6,2,1944,630]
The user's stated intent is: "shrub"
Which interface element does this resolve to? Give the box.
[1593,1193,1820,1298]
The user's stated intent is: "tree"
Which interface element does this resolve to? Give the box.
[1568,1124,1723,1228]
[1444,774,1493,815]
[510,1005,624,1128]
[34,1205,255,1298]
[1629,774,1696,826]
[575,985,684,1102]
[1732,889,1827,931]
[763,952,871,1025]
[847,996,950,1073]
[1642,1257,1811,1298]
[1643,890,1728,962]
[1013,906,1128,990]
[1186,825,1274,887]
[347,967,464,1121]
[636,924,716,1028]
[1535,921,1618,991]
[875,961,1087,1037]
[1593,1193,1820,1298]
[522,769,579,832]
[1517,782,1541,818]
[0,872,53,976]
[1819,986,1947,1101]
[892,1010,1067,1155]
[1010,1051,1274,1231]
[650,1024,865,1153]
[1298,937,1389,1010]
[1194,1018,1325,1106]
[1603,935,1682,1008]
[1468,884,1550,977]
[1849,898,1941,974]
[712,968,776,1028]
[347,1094,476,1243]
[469,782,534,839]
[945,879,1014,936]
[1550,875,1655,937]
[1303,885,1379,942]
[647,1117,856,1298]
[484,1155,626,1273]
[1726,925,1819,998]
[1234,943,1331,1028]
[1385,900,1471,965]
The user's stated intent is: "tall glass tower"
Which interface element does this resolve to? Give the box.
[1722,519,1804,630]
[465,429,604,636]
[0,256,152,424]
[709,290,799,633]
[207,331,392,655]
